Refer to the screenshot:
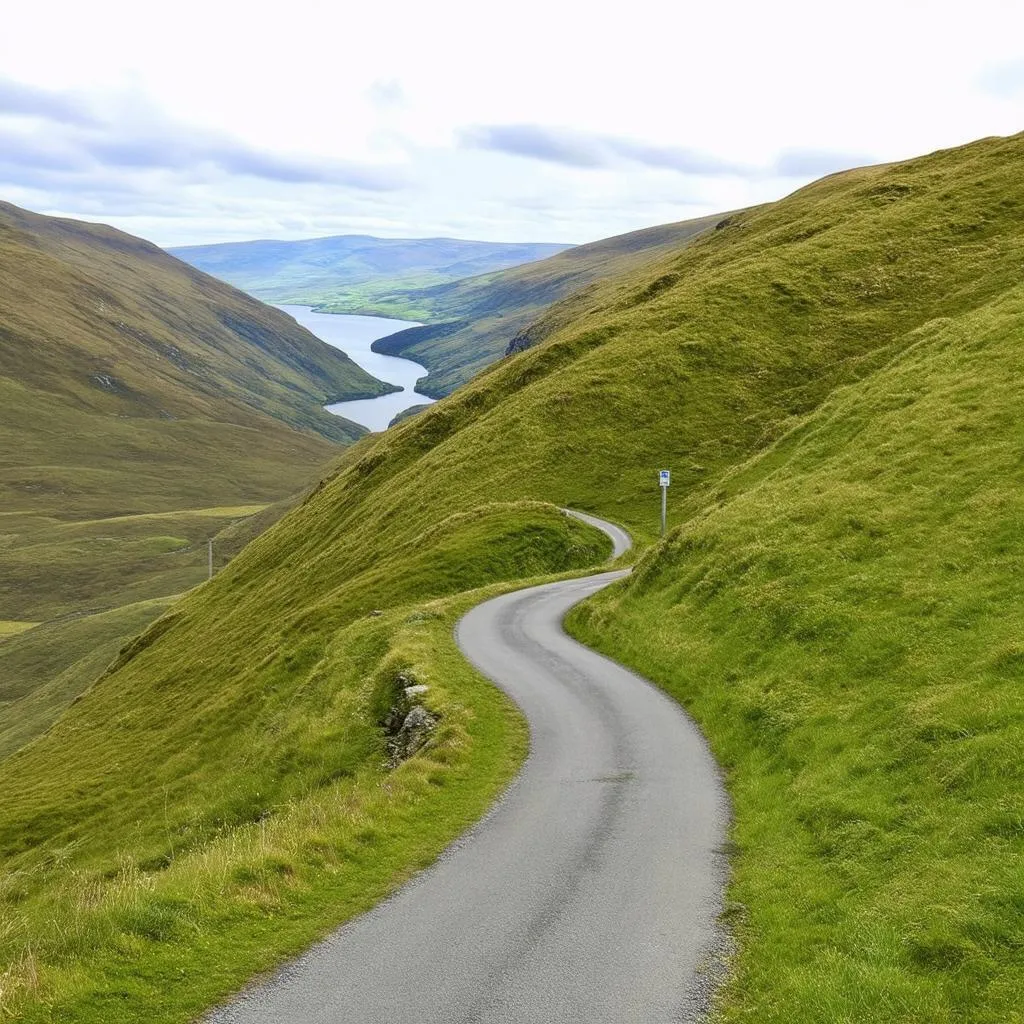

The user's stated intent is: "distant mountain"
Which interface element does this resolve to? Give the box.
[168,234,572,306]
[365,214,725,396]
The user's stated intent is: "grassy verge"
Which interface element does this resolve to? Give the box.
[0,581,533,1023]
[0,507,607,1022]
[568,292,1024,1022]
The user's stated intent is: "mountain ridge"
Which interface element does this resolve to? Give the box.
[363,212,726,396]
[167,233,571,308]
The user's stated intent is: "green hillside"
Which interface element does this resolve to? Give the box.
[571,286,1024,1020]
[0,202,392,752]
[167,234,570,306]
[2,132,1023,1023]
[0,596,179,762]
[356,214,723,396]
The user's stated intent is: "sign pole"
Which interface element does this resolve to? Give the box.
[208,538,214,580]
[658,469,670,536]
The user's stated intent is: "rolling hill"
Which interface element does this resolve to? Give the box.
[362,214,725,396]
[167,234,570,308]
[0,201,393,756]
[2,131,1023,1024]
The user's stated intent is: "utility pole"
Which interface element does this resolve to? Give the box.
[659,469,670,535]
[208,538,214,580]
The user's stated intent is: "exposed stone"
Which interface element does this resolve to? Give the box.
[505,331,534,356]
[381,672,439,766]
[386,703,438,766]
[402,705,432,731]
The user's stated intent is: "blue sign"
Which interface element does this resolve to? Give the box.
[659,469,670,487]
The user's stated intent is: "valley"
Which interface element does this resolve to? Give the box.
[1,129,1023,1024]
[0,202,396,762]
[169,235,571,312]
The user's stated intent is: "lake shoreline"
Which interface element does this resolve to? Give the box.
[276,305,436,433]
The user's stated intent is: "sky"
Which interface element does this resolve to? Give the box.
[1,0,1022,248]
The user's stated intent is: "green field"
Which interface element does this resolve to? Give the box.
[0,506,274,622]
[0,621,38,638]
[2,132,1023,1022]
[0,596,180,762]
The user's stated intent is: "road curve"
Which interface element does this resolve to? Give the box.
[564,507,633,559]
[207,514,729,1024]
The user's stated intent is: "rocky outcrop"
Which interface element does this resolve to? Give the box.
[381,674,439,766]
[504,331,534,356]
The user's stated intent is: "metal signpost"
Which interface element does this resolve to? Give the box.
[659,469,670,535]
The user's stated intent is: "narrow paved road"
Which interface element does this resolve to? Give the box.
[207,514,729,1023]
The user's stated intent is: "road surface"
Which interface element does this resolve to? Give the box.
[207,513,729,1023]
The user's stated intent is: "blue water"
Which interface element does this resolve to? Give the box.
[277,304,435,432]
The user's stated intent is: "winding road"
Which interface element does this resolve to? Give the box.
[207,513,729,1023]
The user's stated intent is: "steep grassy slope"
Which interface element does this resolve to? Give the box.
[362,214,723,396]
[0,201,391,451]
[572,286,1024,1021]
[168,234,569,305]
[1,132,1022,1022]
[0,596,178,762]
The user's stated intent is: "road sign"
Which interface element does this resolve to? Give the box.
[659,470,670,535]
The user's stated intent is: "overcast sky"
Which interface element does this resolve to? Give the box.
[1,0,1022,247]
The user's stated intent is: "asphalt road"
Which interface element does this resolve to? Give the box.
[207,514,729,1023]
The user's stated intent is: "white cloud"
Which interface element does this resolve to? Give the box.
[0,0,1021,246]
